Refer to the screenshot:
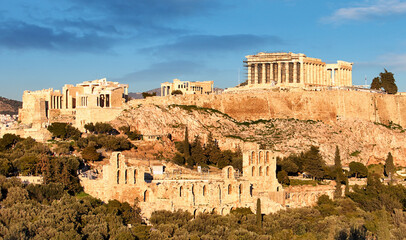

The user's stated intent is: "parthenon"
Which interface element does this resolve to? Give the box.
[245,52,353,88]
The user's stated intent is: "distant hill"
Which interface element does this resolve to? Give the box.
[129,88,161,100]
[0,97,22,115]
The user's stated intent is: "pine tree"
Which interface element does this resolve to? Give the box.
[256,198,262,228]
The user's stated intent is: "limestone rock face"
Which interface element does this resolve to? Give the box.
[113,103,406,167]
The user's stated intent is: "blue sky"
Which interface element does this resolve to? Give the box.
[1,0,406,100]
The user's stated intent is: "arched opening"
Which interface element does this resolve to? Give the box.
[259,166,263,176]
[179,186,183,197]
[192,185,195,206]
[203,185,207,196]
[259,151,263,164]
[65,90,69,109]
[218,185,222,204]
[266,166,269,176]
[265,152,269,164]
[193,209,197,219]
[117,153,120,168]
[143,190,148,202]
[239,184,242,203]
[117,170,120,184]
[252,166,255,177]
[124,170,127,184]
[134,169,137,184]
[250,184,253,197]
[227,168,231,179]
[228,184,232,194]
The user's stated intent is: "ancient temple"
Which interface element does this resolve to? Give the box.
[244,52,353,88]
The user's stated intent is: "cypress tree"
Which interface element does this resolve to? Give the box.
[183,127,190,159]
[256,198,262,228]
[334,146,344,198]
[384,152,395,180]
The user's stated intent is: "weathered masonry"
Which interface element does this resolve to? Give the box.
[81,150,336,218]
[161,78,214,96]
[18,78,128,130]
[244,52,353,88]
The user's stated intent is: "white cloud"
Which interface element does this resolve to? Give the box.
[378,53,406,71]
[326,0,406,23]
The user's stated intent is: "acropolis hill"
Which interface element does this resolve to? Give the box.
[130,89,406,128]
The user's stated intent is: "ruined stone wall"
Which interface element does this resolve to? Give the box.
[129,90,406,127]
[81,151,287,219]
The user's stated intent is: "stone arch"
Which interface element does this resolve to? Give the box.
[124,170,128,184]
[117,170,120,184]
[259,151,264,164]
[250,151,254,165]
[193,209,197,218]
[211,208,217,214]
[250,184,253,197]
[192,185,195,206]
[265,151,270,164]
[133,169,137,184]
[227,167,233,179]
[252,166,256,177]
[203,185,207,196]
[117,153,121,168]
[221,208,225,215]
[143,190,149,202]
[266,166,269,176]
[228,184,232,194]
[259,166,263,176]
[218,185,222,204]
[179,186,183,197]
[202,209,207,214]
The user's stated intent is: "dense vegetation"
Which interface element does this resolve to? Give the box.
[371,69,398,94]
[172,130,242,171]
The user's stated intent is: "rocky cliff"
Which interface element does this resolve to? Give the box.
[129,90,406,127]
[113,103,406,167]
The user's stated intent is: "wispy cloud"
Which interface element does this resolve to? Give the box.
[378,53,406,71]
[140,34,284,56]
[325,0,406,23]
[0,20,115,52]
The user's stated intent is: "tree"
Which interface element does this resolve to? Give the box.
[47,123,81,140]
[142,92,156,98]
[277,170,290,185]
[84,123,96,133]
[190,136,206,166]
[371,69,398,94]
[349,161,368,178]
[81,146,100,162]
[183,127,190,159]
[171,90,183,95]
[334,146,344,198]
[303,146,326,180]
[371,77,382,90]
[256,198,262,228]
[384,152,395,179]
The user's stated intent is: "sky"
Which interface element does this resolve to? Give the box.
[1,0,406,100]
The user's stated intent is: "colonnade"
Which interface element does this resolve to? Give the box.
[50,95,62,109]
[248,61,331,86]
[326,67,352,86]
[97,94,110,108]
[161,85,171,96]
[247,62,352,87]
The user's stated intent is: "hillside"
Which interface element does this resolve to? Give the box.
[0,96,22,115]
[113,103,406,167]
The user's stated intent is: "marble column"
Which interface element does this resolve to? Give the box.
[262,63,267,84]
[285,62,290,84]
[299,62,303,84]
[278,63,282,83]
[293,62,297,84]
[269,63,274,83]
[254,64,259,85]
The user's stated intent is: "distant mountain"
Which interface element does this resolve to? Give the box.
[129,87,224,99]
[0,97,22,115]
[129,88,161,99]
